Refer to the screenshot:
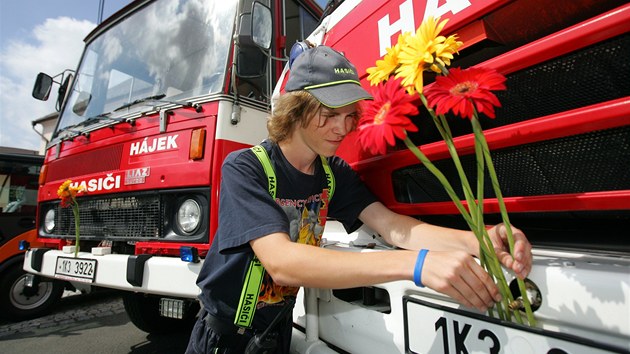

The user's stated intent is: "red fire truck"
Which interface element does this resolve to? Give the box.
[26,0,629,352]
[26,0,327,333]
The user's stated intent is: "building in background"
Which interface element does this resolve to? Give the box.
[31,112,59,156]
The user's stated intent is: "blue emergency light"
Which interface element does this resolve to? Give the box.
[19,240,30,251]
[179,246,199,263]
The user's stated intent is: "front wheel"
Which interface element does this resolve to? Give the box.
[122,292,199,334]
[0,262,65,321]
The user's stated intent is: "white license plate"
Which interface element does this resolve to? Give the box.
[403,297,624,354]
[54,257,97,283]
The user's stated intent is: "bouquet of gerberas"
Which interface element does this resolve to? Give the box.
[358,17,535,326]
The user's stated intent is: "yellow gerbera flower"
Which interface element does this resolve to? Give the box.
[432,34,463,72]
[395,17,462,94]
[366,33,409,86]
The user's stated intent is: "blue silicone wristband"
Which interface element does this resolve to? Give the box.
[413,249,429,287]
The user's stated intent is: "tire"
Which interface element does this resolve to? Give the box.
[122,292,199,334]
[0,261,65,321]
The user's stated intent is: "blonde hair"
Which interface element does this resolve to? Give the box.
[268,91,362,143]
[267,91,322,143]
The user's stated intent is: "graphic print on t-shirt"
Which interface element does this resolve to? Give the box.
[256,189,330,307]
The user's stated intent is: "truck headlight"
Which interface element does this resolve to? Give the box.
[176,199,201,234]
[44,208,56,233]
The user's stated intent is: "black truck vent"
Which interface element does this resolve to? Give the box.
[406,33,630,146]
[393,125,630,203]
[51,194,162,239]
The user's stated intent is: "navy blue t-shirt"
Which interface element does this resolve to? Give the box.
[195,140,377,330]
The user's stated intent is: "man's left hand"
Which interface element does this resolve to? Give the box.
[488,224,532,279]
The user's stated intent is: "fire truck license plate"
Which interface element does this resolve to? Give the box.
[54,257,97,283]
[403,297,622,354]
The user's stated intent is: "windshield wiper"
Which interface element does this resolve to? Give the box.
[55,111,132,141]
[80,112,116,125]
[114,94,167,112]
[114,93,202,113]
[156,98,203,113]
[57,112,111,134]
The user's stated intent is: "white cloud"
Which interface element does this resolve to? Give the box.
[0,17,94,152]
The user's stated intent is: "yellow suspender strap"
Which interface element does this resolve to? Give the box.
[234,256,265,328]
[250,145,334,200]
[233,146,272,328]
[320,155,335,201]
[251,145,277,198]
[234,145,335,328]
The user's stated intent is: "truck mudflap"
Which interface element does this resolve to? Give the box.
[23,248,202,298]
[290,221,630,354]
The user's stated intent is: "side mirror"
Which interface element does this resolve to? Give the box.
[235,2,272,78]
[32,73,53,101]
[57,73,74,111]
[251,2,272,50]
[237,1,272,50]
[236,40,267,78]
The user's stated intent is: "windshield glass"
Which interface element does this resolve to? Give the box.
[56,0,237,133]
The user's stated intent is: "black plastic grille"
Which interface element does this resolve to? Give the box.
[52,195,162,239]
[389,17,630,253]
[395,32,630,203]
[405,33,630,146]
[495,34,630,125]
[41,188,210,243]
[393,126,630,203]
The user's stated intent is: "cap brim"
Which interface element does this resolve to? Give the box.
[307,83,373,108]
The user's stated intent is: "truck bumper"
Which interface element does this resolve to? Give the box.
[296,221,630,354]
[23,248,202,298]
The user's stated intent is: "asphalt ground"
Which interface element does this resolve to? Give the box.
[0,290,191,354]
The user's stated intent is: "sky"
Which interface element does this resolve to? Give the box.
[0,0,131,153]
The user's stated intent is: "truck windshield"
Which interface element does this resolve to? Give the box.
[57,0,237,133]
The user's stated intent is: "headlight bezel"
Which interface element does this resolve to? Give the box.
[43,208,56,233]
[175,198,202,235]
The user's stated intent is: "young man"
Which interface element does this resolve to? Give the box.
[186,46,532,354]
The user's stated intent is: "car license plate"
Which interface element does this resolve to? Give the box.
[403,296,624,354]
[54,257,97,283]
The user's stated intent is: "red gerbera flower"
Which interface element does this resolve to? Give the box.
[425,67,506,120]
[358,78,420,155]
[57,179,85,207]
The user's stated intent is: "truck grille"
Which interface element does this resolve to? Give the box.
[42,188,209,242]
[395,32,630,202]
[406,32,630,146]
[393,126,630,202]
[53,194,162,239]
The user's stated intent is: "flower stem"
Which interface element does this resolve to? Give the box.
[71,198,80,258]
[419,95,482,231]
[402,135,495,268]
[419,96,518,321]
[402,135,471,223]
[470,115,536,327]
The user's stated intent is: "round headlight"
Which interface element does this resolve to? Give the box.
[44,208,56,233]
[177,199,201,234]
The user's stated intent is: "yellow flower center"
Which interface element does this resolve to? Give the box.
[375,102,391,125]
[450,81,478,96]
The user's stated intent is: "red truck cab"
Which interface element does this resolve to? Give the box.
[25,0,329,334]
